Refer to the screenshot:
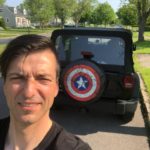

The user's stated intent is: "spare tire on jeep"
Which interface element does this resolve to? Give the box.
[61,59,106,103]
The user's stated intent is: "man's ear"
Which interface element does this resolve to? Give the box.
[2,78,5,93]
[54,82,59,98]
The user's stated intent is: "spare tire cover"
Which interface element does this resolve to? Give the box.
[61,59,105,103]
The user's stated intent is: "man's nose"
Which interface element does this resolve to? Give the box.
[23,79,36,98]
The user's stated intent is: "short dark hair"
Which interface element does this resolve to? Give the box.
[0,34,60,80]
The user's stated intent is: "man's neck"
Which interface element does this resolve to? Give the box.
[5,115,52,150]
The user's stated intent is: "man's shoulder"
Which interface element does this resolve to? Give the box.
[51,122,92,150]
[37,121,92,150]
[0,117,10,149]
[0,117,10,126]
[0,117,9,134]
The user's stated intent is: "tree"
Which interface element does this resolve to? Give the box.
[0,0,5,28]
[17,3,25,10]
[125,0,150,41]
[72,0,98,26]
[0,17,6,29]
[0,0,5,5]
[147,15,150,25]
[88,9,99,25]
[53,0,74,27]
[79,9,93,25]
[93,2,116,26]
[24,0,54,28]
[117,4,137,26]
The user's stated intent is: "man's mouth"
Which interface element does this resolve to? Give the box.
[19,103,36,107]
[18,102,41,110]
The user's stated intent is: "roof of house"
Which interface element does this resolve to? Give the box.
[8,6,26,17]
[0,5,27,17]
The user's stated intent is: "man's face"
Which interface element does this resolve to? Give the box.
[3,50,59,125]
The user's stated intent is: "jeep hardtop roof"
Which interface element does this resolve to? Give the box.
[52,27,132,35]
[51,27,134,51]
[63,27,131,32]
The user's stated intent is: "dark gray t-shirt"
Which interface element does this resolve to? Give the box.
[0,117,91,150]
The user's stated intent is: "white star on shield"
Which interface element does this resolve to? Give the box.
[76,77,88,89]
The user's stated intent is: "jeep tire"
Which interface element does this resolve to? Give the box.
[61,59,106,104]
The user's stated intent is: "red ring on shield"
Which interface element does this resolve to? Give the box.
[63,64,101,102]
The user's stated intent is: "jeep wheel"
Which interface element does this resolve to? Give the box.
[61,59,106,103]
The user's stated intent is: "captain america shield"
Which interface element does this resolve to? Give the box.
[63,64,101,102]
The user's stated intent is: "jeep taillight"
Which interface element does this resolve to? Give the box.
[123,75,134,89]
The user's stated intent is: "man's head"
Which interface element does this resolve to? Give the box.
[0,34,60,125]
[0,34,60,81]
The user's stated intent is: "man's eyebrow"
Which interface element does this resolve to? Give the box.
[36,73,58,82]
[7,72,54,78]
[7,72,23,77]
[36,74,55,80]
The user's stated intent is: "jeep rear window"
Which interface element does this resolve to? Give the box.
[55,35,125,66]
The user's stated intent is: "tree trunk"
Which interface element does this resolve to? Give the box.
[137,1,145,42]
[61,17,65,28]
[75,19,79,27]
[138,16,145,41]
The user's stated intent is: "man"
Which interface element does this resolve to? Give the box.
[0,34,91,150]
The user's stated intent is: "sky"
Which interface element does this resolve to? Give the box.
[5,0,121,12]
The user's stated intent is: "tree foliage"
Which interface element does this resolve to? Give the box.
[79,9,93,24]
[17,3,25,11]
[117,4,137,25]
[0,0,5,5]
[92,2,116,25]
[72,0,98,26]
[53,0,74,26]
[24,0,54,27]
[0,17,6,29]
[125,0,150,41]
[0,0,5,28]
[132,0,150,41]
[147,16,150,25]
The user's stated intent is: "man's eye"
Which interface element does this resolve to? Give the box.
[37,77,52,82]
[9,76,25,81]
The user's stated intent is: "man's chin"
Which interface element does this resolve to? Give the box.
[16,114,37,126]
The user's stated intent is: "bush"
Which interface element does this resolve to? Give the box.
[0,17,6,29]
[145,26,150,31]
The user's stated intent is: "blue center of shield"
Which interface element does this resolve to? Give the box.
[74,76,89,90]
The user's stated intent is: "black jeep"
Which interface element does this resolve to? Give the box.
[51,27,140,122]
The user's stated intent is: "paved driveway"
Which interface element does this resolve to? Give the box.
[51,103,149,150]
[0,37,14,44]
[137,54,150,68]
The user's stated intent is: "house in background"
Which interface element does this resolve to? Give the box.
[0,5,30,28]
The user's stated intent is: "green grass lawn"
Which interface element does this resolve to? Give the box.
[134,40,150,53]
[133,31,150,95]
[0,27,58,38]
[0,44,6,54]
[0,27,59,53]
[134,55,150,94]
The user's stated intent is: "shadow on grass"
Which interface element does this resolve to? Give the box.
[135,40,150,49]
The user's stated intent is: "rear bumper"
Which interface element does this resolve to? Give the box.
[55,93,139,115]
[115,99,139,115]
